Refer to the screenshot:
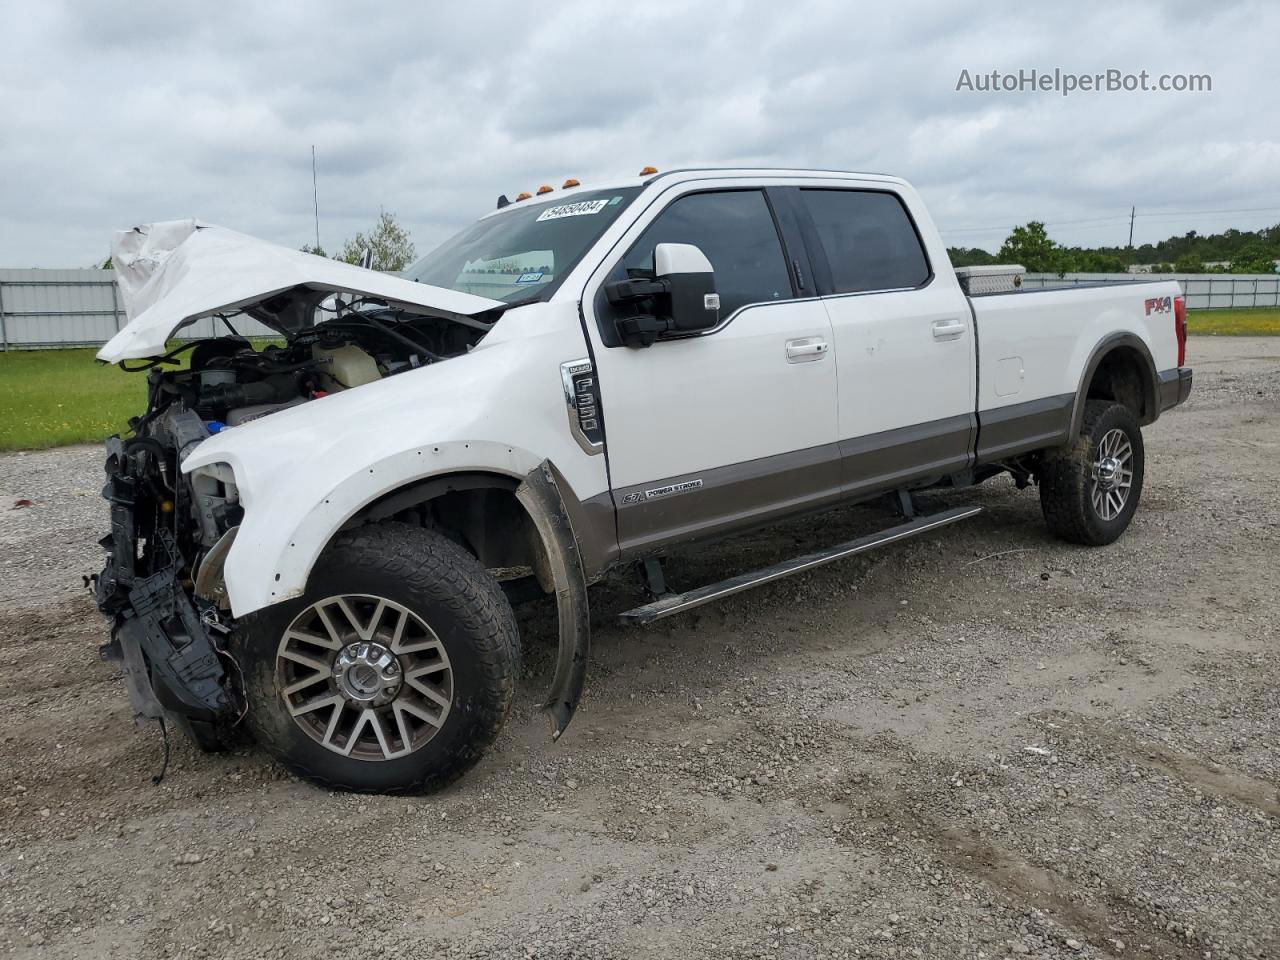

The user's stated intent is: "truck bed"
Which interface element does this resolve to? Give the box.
[970,278,1184,462]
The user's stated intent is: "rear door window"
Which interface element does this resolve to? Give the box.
[799,189,931,294]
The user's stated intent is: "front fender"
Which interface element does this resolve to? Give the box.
[200,439,542,617]
[195,452,595,739]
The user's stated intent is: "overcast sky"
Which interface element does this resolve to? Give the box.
[1,0,1277,266]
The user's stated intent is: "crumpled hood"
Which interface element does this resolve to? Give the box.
[96,219,504,362]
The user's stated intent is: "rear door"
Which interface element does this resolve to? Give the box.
[581,184,840,556]
[792,187,976,495]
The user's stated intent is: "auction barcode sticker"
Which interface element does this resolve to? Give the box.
[536,199,610,221]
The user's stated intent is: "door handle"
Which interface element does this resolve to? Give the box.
[785,337,829,363]
[931,319,966,341]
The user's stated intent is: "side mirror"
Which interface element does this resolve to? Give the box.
[604,242,720,347]
[653,243,720,333]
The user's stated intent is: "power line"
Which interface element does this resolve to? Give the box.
[1135,204,1280,218]
[943,214,1129,234]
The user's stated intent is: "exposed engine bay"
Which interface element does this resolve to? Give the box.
[134,302,486,429]
[92,303,490,743]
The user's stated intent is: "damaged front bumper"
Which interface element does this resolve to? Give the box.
[94,437,233,746]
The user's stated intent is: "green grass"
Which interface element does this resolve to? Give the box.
[0,348,148,452]
[1187,307,1280,336]
[0,340,281,452]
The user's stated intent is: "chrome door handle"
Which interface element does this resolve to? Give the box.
[785,337,829,363]
[932,319,966,341]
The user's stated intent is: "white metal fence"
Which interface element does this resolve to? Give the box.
[0,269,275,350]
[3,267,1278,351]
[1022,272,1280,309]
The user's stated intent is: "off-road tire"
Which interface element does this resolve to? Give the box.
[233,522,519,793]
[1039,400,1145,546]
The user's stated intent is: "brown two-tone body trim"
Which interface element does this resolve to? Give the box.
[1159,367,1193,411]
[608,413,977,559]
[598,395,1090,563]
[974,393,1075,462]
[839,413,974,495]
[612,441,844,557]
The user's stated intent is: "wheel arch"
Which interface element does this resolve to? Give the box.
[1070,333,1160,437]
[347,471,539,577]
[293,461,597,739]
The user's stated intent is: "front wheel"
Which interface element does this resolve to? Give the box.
[1039,400,1145,546]
[233,522,519,793]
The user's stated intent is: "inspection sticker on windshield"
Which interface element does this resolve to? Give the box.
[536,199,610,221]
[516,272,544,283]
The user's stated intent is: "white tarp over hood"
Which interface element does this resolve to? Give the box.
[97,219,505,362]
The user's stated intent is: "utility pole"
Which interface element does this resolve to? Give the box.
[1128,206,1135,248]
[312,146,321,253]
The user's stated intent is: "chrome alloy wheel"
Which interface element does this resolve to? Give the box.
[275,595,453,761]
[1091,428,1134,521]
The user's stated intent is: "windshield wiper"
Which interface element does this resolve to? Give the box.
[495,292,544,311]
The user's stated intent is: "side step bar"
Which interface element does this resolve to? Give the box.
[618,505,983,626]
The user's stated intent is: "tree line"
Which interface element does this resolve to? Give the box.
[301,210,416,272]
[949,221,1280,274]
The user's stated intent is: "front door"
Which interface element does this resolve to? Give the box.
[581,186,840,556]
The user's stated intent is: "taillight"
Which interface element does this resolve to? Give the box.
[1174,295,1187,367]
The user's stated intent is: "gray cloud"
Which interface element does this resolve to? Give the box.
[1,0,1276,266]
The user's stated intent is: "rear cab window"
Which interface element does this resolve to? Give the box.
[798,189,931,294]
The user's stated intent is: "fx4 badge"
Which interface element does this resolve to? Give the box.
[621,479,704,505]
[1144,295,1173,315]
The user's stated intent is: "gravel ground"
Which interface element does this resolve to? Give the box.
[0,336,1276,960]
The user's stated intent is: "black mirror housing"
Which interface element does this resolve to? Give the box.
[605,242,719,348]
[604,276,667,304]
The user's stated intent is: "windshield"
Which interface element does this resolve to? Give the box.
[403,187,642,303]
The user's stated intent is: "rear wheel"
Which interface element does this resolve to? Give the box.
[1039,400,1145,546]
[234,522,519,793]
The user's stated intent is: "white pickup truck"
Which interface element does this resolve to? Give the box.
[92,167,1192,793]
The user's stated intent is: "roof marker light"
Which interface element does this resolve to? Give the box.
[562,178,580,188]
[515,192,532,201]
[536,185,553,195]
[639,165,658,175]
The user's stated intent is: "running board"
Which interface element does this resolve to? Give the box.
[617,505,983,626]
